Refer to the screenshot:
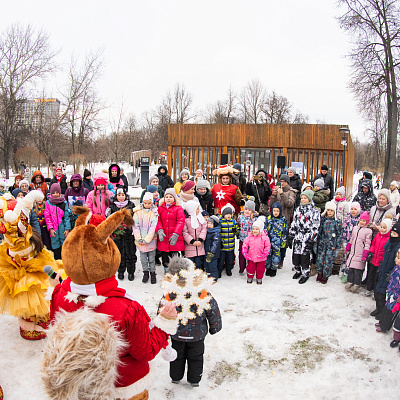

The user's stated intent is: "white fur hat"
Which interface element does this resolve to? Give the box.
[378,189,391,203]
[336,186,346,198]
[18,179,29,188]
[322,201,336,217]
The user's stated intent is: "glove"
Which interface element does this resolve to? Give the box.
[158,229,166,242]
[361,249,369,261]
[206,252,214,263]
[169,233,179,246]
[392,303,400,314]
[306,240,315,251]
[366,252,373,263]
[345,243,351,253]
[287,236,293,249]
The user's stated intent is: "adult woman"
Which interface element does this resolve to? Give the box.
[245,169,272,215]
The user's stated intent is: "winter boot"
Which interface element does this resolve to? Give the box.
[310,264,317,277]
[150,272,157,284]
[247,278,253,284]
[128,273,135,281]
[350,284,360,293]
[298,276,309,284]
[320,276,329,284]
[118,272,124,280]
[293,271,302,279]
[278,261,283,269]
[142,271,149,283]
[256,279,262,285]
[390,340,400,348]
[265,269,271,276]
[269,269,277,277]
[316,273,323,282]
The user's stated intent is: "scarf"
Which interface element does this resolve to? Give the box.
[114,200,128,208]
[49,195,65,205]
[185,201,205,229]
[56,175,63,184]
[179,192,194,202]
[335,196,345,202]
[62,276,136,301]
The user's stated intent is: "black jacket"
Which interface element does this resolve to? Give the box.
[353,179,377,212]
[195,189,214,215]
[156,165,174,191]
[232,173,247,195]
[246,178,272,212]
[314,172,334,200]
[120,174,129,189]
[82,178,94,192]
[49,175,68,194]
[289,173,303,207]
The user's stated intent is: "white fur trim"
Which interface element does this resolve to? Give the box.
[84,295,107,308]
[161,345,177,362]
[45,286,55,301]
[8,245,33,258]
[65,292,80,303]
[113,371,153,400]
[4,210,17,223]
[70,281,97,296]
[0,199,3,209]
[152,314,178,335]
[85,211,92,225]
[3,192,11,200]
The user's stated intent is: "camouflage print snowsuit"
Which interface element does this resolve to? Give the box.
[316,216,343,278]
[264,212,288,271]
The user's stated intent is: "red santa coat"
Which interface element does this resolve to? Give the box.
[50,283,175,396]
[212,183,241,214]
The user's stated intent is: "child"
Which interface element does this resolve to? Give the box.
[157,188,185,273]
[288,190,320,284]
[140,176,164,202]
[0,179,7,196]
[108,164,127,192]
[132,192,158,284]
[242,217,270,284]
[160,256,222,387]
[313,179,330,213]
[30,170,48,193]
[107,188,136,281]
[364,218,392,297]
[237,200,256,274]
[86,172,113,217]
[174,169,191,194]
[218,204,238,277]
[178,180,201,211]
[204,216,221,282]
[315,201,343,284]
[344,211,372,293]
[33,195,52,250]
[333,186,349,223]
[373,221,400,321]
[44,183,71,260]
[265,202,288,276]
[195,180,214,215]
[182,200,207,270]
[388,250,400,348]
[340,202,361,281]
[201,211,210,222]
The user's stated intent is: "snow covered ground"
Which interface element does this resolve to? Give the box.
[1,248,399,400]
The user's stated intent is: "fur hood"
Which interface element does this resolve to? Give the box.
[159,197,181,207]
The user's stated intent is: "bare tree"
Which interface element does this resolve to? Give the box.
[238,79,267,123]
[0,24,57,177]
[338,0,400,187]
[204,87,237,123]
[263,91,292,123]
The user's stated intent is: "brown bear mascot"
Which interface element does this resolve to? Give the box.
[42,206,178,400]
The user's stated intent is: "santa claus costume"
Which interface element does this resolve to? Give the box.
[211,165,245,215]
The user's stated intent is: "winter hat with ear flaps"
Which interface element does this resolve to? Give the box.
[322,201,336,217]
[61,207,134,285]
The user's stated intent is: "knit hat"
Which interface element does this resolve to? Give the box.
[378,189,391,203]
[180,169,190,178]
[359,211,370,223]
[110,166,118,172]
[322,201,336,217]
[252,216,265,232]
[14,174,23,181]
[116,187,125,195]
[233,163,242,172]
[196,179,209,190]
[244,199,256,212]
[143,192,153,202]
[12,188,23,198]
[363,171,373,180]
[221,204,234,217]
[321,165,328,171]
[83,169,91,178]
[279,174,290,184]
[93,172,108,187]
[209,215,220,227]
[201,210,210,217]
[391,181,398,187]
[164,188,178,202]
[314,179,325,190]
[336,186,346,198]
[195,169,203,175]
[95,178,107,187]
[19,179,29,188]
[391,221,400,235]
[301,190,314,203]
[302,182,313,192]
[181,180,195,192]
[287,167,297,174]
[149,175,159,183]
[350,202,361,212]
[381,218,393,232]
[146,185,158,193]
[271,202,282,217]
[50,183,61,195]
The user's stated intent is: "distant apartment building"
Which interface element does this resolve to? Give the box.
[16,98,60,131]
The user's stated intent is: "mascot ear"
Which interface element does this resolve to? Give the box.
[73,206,92,227]
[96,209,133,244]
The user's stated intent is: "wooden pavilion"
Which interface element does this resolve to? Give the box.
[168,124,354,197]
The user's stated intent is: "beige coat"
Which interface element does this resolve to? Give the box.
[268,186,297,225]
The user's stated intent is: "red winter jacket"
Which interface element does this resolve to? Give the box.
[369,230,391,267]
[156,199,185,252]
[50,284,170,394]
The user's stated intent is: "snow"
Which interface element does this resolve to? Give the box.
[1,249,398,399]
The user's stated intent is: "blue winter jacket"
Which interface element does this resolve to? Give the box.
[376,240,400,294]
[205,226,221,259]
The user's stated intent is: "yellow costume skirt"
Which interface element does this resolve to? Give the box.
[0,244,63,322]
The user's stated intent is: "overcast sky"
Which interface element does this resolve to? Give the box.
[4,0,366,140]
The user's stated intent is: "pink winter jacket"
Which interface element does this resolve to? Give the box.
[369,230,390,267]
[345,225,372,270]
[182,218,207,258]
[86,189,113,217]
[242,230,271,262]
[156,199,185,252]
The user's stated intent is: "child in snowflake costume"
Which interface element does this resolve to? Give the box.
[42,207,178,400]
[211,165,245,215]
[315,201,343,284]
[160,256,222,387]
[287,190,320,284]
[265,202,288,276]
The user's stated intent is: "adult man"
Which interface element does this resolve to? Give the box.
[353,179,377,212]
[313,165,334,200]
[232,163,247,195]
[120,167,129,189]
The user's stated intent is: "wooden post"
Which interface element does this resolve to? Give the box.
[271,148,275,179]
[168,146,172,180]
[307,150,311,183]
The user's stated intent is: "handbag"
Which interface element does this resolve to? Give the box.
[255,184,270,216]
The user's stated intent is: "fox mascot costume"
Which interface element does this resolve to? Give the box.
[42,206,178,400]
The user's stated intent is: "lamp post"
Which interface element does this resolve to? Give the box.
[339,127,350,188]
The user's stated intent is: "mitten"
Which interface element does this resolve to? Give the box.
[345,243,351,253]
[206,252,214,263]
[361,249,369,261]
[158,229,166,242]
[161,344,177,362]
[169,233,179,246]
[392,303,400,314]
[287,237,293,249]
[366,252,373,263]
[306,240,315,251]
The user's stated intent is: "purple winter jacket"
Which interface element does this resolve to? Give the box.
[182,218,207,258]
[345,225,372,270]
[64,174,89,208]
